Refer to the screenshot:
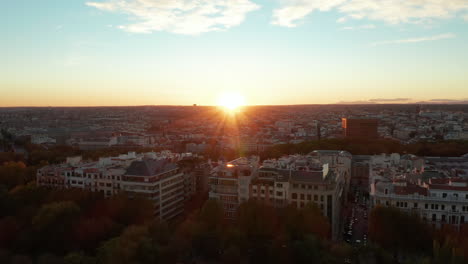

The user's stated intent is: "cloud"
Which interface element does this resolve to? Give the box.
[369,98,411,102]
[272,0,468,27]
[336,100,377,104]
[341,24,376,30]
[429,99,463,102]
[415,99,468,104]
[273,0,346,27]
[336,17,347,23]
[86,0,260,35]
[370,33,456,46]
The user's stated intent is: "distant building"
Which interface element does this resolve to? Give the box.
[342,118,379,139]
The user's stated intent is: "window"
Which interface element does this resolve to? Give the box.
[443,193,447,198]
[292,193,297,199]
[293,184,298,188]
[432,214,436,221]
[431,204,434,210]
[307,194,312,201]
[452,205,456,211]
[435,204,439,210]
[385,201,389,206]
[466,194,468,199]
[314,185,318,190]
[384,189,388,195]
[414,203,418,208]
[261,189,265,194]
[314,195,318,201]
[442,215,446,222]
[404,202,408,208]
[396,202,400,207]
[425,204,428,209]
[276,191,283,196]
[453,193,459,199]
[320,195,324,202]
[276,183,283,188]
[441,205,445,210]
[300,194,305,200]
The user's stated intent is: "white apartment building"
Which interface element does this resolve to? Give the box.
[371,177,468,229]
[37,151,197,221]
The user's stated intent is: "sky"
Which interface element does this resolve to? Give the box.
[1,0,468,106]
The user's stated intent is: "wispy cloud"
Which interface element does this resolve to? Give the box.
[86,0,260,35]
[369,98,411,102]
[342,24,376,30]
[370,33,456,46]
[336,100,377,104]
[273,0,468,28]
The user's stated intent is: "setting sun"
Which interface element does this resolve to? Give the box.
[217,92,245,111]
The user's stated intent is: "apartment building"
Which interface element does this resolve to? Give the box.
[209,157,260,218]
[37,151,199,221]
[371,177,468,229]
[250,153,350,239]
[122,158,185,220]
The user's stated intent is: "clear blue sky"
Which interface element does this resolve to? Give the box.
[1,0,468,106]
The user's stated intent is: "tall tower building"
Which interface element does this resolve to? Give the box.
[342,117,379,139]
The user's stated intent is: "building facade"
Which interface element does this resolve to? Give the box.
[37,151,200,221]
[371,178,468,229]
[342,118,379,139]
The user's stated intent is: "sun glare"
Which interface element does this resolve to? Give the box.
[217,92,245,111]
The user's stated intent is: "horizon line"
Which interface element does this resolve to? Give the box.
[1,102,468,108]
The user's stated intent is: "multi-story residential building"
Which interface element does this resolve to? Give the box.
[209,157,260,218]
[37,151,201,221]
[370,177,468,229]
[249,153,350,240]
[122,158,185,220]
[351,155,371,191]
[309,150,352,202]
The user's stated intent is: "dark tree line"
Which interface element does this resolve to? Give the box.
[262,139,468,158]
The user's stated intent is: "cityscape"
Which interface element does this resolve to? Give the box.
[2,0,468,264]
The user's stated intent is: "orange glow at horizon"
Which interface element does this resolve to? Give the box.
[217,92,245,112]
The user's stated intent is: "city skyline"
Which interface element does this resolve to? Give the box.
[2,0,468,106]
